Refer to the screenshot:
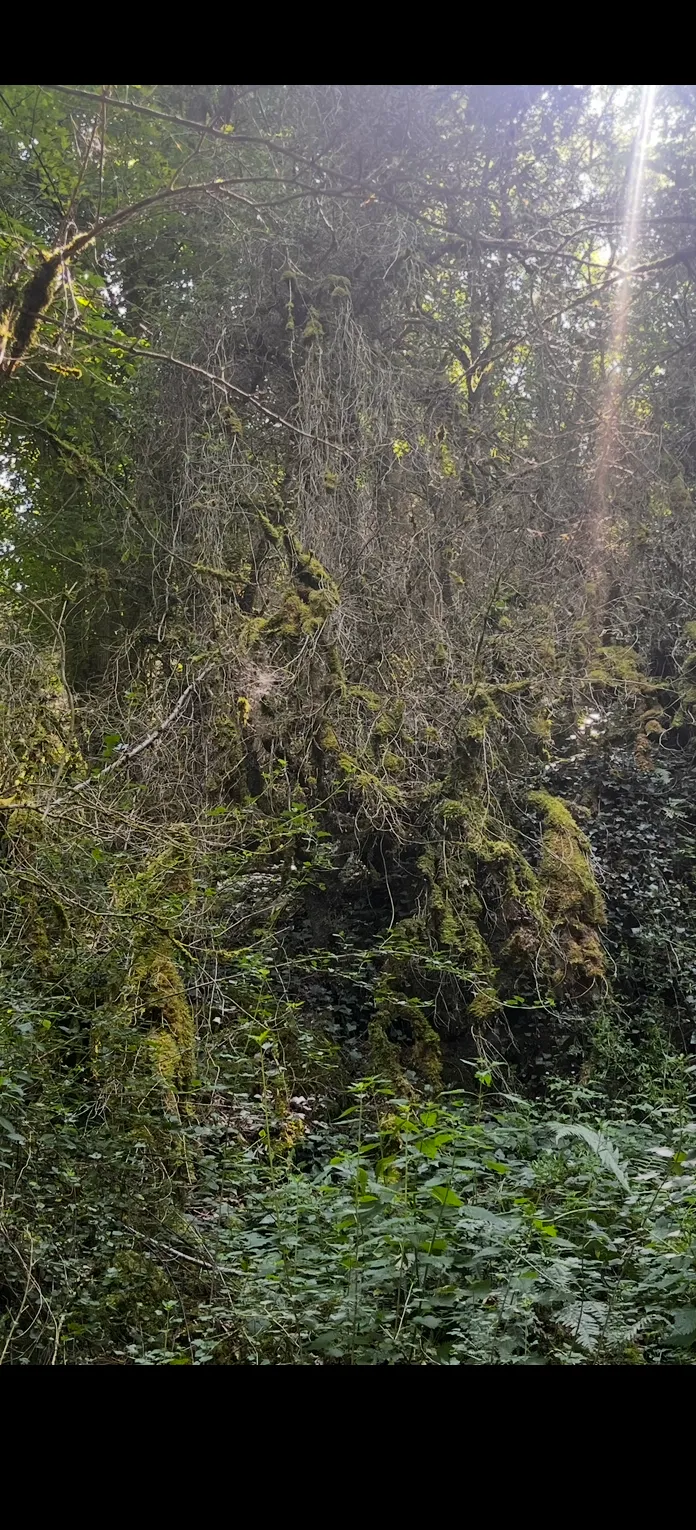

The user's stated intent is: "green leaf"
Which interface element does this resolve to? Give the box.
[417,1131,455,1158]
[430,1186,463,1207]
[0,1115,25,1143]
[553,1123,630,1192]
[668,1309,696,1346]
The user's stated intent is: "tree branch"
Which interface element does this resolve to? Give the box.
[61,661,217,802]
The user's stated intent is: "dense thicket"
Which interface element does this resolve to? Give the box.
[2,84,696,1364]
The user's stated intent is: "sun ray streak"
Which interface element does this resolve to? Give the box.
[589,86,658,586]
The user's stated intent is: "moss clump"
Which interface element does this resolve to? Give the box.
[431,792,558,1003]
[439,798,469,826]
[373,699,405,740]
[529,790,605,989]
[90,938,196,1125]
[302,309,324,342]
[250,513,340,649]
[338,752,404,806]
[325,275,351,299]
[460,688,502,742]
[371,959,442,1087]
[4,248,63,371]
[348,685,381,712]
[468,989,500,1021]
[417,846,496,981]
[256,509,284,547]
[368,1013,407,1087]
[134,945,196,1106]
[529,712,552,755]
[251,587,336,645]
[4,806,44,845]
[113,836,195,911]
[529,790,584,840]
[382,750,405,774]
[588,645,646,692]
[325,643,345,690]
[148,1028,185,1087]
[0,655,85,800]
[439,792,537,901]
[221,405,243,435]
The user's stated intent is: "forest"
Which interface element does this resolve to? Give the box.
[1,83,696,1364]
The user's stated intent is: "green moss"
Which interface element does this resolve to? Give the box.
[588,645,646,691]
[221,405,243,435]
[529,790,605,989]
[382,750,405,774]
[348,685,382,712]
[682,621,696,643]
[133,946,196,1096]
[529,712,552,743]
[529,789,587,841]
[325,274,351,298]
[439,798,469,826]
[417,846,496,977]
[322,643,345,695]
[113,835,195,911]
[256,589,328,641]
[373,699,405,740]
[302,309,324,341]
[416,848,437,880]
[248,515,339,648]
[338,752,404,805]
[460,689,502,741]
[468,989,500,1021]
[368,1014,406,1086]
[2,802,40,836]
[320,724,340,752]
[439,440,458,478]
[440,793,537,897]
[306,588,336,621]
[241,615,270,650]
[256,509,284,547]
[147,1029,183,1085]
[371,963,442,1086]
